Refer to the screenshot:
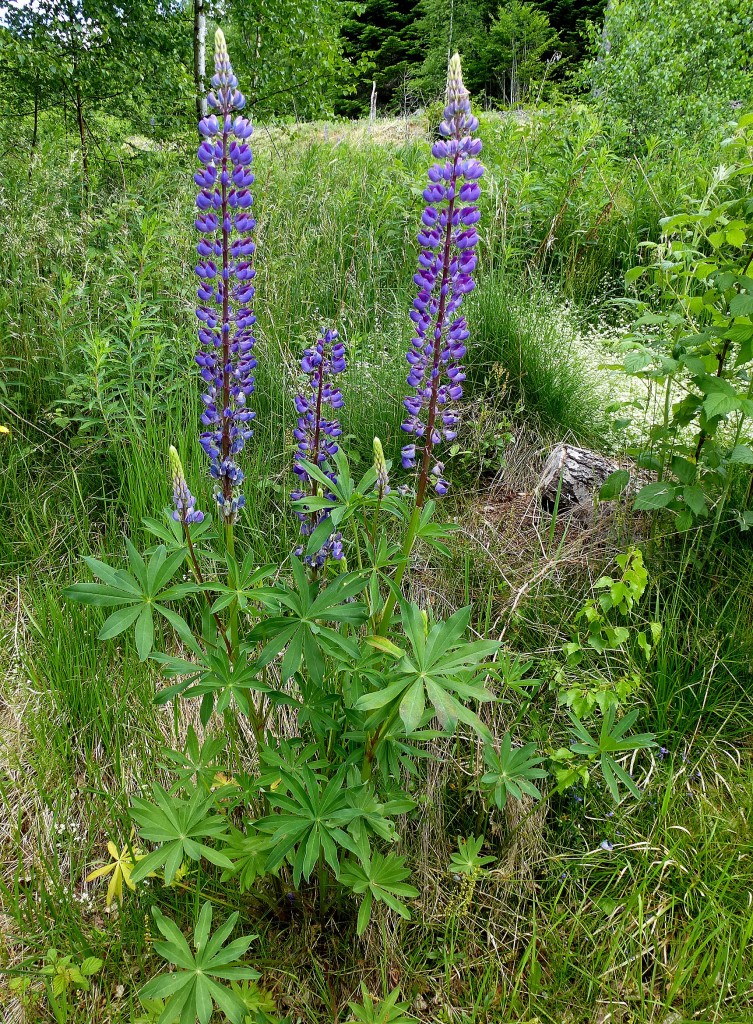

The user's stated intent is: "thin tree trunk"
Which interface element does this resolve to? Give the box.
[29,79,39,182]
[252,23,262,97]
[193,0,207,129]
[74,83,89,193]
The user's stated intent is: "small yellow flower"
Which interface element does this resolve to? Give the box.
[85,840,148,907]
[0,425,10,436]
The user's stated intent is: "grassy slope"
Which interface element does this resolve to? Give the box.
[0,110,752,1023]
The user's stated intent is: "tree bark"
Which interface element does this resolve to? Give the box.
[537,444,621,510]
[193,0,207,129]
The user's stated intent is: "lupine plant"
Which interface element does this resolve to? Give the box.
[67,33,654,1016]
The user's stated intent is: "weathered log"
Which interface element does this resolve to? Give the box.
[537,444,621,510]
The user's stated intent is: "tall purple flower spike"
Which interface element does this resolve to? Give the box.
[401,53,482,501]
[291,328,346,567]
[194,29,256,523]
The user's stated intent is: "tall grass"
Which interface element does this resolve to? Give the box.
[1,110,753,1023]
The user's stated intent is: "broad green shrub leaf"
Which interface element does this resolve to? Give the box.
[729,444,753,464]
[730,293,753,316]
[634,481,676,510]
[599,470,630,500]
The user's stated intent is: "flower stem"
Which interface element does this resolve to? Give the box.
[375,503,421,636]
[416,161,458,507]
[181,520,233,658]
[225,521,239,658]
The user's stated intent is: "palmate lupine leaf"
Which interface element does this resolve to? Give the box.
[347,982,414,1024]
[154,644,298,726]
[159,726,230,794]
[479,733,548,810]
[567,707,656,801]
[340,852,419,936]
[206,550,277,613]
[139,901,259,1024]
[357,602,498,739]
[449,835,496,877]
[256,765,361,885]
[343,776,414,863]
[292,451,380,554]
[85,839,152,907]
[63,540,201,661]
[219,827,275,892]
[130,783,233,884]
[248,559,368,683]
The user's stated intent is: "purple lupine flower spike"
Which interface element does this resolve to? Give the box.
[194,29,256,523]
[291,328,346,567]
[169,446,204,525]
[401,53,482,502]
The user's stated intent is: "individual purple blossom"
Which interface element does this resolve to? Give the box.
[600,840,614,852]
[169,446,204,525]
[401,53,483,502]
[194,29,257,523]
[291,328,346,567]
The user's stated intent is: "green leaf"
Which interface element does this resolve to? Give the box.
[341,852,419,935]
[139,903,258,1024]
[134,605,155,661]
[98,603,144,641]
[130,784,231,884]
[64,583,140,608]
[624,350,653,373]
[730,293,753,317]
[634,481,676,510]
[80,957,103,977]
[703,392,740,420]
[625,266,646,285]
[729,444,753,464]
[399,680,426,734]
[670,456,697,485]
[599,470,629,500]
[682,484,707,517]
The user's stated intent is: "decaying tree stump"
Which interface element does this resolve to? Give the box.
[537,444,621,510]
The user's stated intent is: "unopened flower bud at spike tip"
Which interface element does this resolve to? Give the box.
[168,446,204,525]
[373,437,389,497]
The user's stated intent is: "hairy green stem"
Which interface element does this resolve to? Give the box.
[181,521,233,658]
[225,522,239,659]
[375,504,421,637]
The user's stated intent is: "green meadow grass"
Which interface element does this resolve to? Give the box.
[1,110,752,1022]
